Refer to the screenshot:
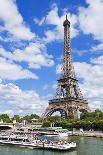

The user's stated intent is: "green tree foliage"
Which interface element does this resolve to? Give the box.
[30,114,39,119]
[0,113,40,123]
[48,115,61,122]
[12,115,21,123]
[42,110,103,131]
[42,121,50,127]
[0,114,11,123]
[21,114,40,123]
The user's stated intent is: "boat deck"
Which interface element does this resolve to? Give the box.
[0,135,76,151]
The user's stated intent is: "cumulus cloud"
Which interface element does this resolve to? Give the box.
[0,110,14,116]
[43,84,49,91]
[91,43,103,52]
[0,0,35,40]
[34,0,103,49]
[91,55,103,65]
[73,0,103,110]
[0,43,54,69]
[56,64,62,74]
[74,61,103,110]
[78,0,103,51]
[0,82,48,115]
[34,3,78,43]
[0,57,38,80]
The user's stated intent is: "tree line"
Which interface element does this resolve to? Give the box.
[0,109,103,131]
[0,114,40,123]
[42,109,103,131]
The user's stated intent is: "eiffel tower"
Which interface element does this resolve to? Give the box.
[43,16,90,119]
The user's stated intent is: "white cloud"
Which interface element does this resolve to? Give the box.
[0,57,38,80]
[91,43,103,52]
[73,49,89,56]
[56,64,62,74]
[35,3,78,43]
[78,0,103,42]
[34,17,46,26]
[0,0,34,40]
[0,36,3,41]
[35,1,103,49]
[52,83,57,90]
[43,84,49,91]
[0,42,54,69]
[74,61,103,110]
[0,82,48,116]
[0,110,14,116]
[0,78,2,83]
[91,55,103,65]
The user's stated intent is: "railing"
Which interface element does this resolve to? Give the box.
[49,97,87,104]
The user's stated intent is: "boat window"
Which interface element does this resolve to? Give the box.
[28,129,32,131]
[1,137,8,140]
[26,139,29,142]
[17,139,23,141]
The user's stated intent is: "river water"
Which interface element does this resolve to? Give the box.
[0,136,103,155]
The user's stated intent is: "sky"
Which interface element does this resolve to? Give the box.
[0,0,103,116]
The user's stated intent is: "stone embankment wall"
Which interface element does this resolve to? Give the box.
[71,131,103,138]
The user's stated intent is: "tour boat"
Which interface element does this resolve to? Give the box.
[16,127,71,137]
[0,134,76,151]
[32,127,71,137]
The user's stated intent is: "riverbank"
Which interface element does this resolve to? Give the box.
[71,131,103,138]
[0,130,103,138]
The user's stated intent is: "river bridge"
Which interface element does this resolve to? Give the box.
[0,123,15,130]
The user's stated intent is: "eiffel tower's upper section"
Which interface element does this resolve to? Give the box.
[61,15,76,80]
[54,15,84,100]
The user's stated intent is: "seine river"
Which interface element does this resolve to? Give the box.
[0,136,103,155]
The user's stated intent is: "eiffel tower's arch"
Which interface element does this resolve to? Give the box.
[44,108,67,118]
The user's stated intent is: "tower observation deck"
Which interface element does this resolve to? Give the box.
[43,16,90,119]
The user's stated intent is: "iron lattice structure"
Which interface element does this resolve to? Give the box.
[43,16,90,119]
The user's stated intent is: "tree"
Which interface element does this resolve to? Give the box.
[0,114,11,123]
[12,115,21,123]
[30,114,40,119]
[22,115,31,122]
[42,121,50,127]
[48,116,61,122]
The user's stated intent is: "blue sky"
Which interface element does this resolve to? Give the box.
[0,0,103,116]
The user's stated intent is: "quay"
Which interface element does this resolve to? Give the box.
[71,131,103,138]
